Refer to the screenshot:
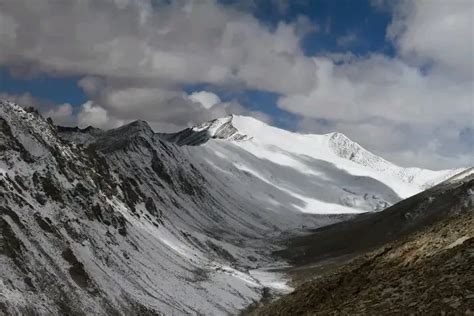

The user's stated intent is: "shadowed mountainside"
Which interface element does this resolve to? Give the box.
[250,170,474,315]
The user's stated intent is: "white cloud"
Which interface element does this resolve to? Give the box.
[336,32,357,47]
[0,0,471,169]
[387,0,474,80]
[44,103,75,126]
[77,101,124,130]
[294,15,320,37]
[0,0,307,134]
[188,91,221,109]
[278,0,474,169]
[279,53,473,169]
[73,84,271,132]
[78,76,104,96]
[0,0,317,95]
[279,55,472,126]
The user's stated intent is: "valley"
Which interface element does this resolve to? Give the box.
[0,100,470,315]
[0,0,472,315]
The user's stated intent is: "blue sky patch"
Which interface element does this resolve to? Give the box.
[0,67,87,106]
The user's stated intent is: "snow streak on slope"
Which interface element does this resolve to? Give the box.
[164,115,461,214]
[445,167,474,184]
[0,100,344,315]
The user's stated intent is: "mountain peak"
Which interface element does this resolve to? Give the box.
[123,119,154,135]
[161,115,251,146]
[191,115,234,133]
[328,131,376,159]
[86,119,156,153]
[326,130,399,171]
[327,131,351,142]
[101,119,155,140]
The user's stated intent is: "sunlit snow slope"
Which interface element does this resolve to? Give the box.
[164,115,461,214]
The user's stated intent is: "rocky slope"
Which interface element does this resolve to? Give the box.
[251,169,474,315]
[1,100,332,315]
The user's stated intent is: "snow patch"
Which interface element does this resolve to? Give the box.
[446,236,471,249]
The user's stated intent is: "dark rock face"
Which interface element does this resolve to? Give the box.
[61,248,92,289]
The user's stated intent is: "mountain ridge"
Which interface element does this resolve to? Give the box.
[0,99,470,314]
[165,114,461,187]
[162,113,461,203]
[0,99,342,315]
[56,110,462,188]
[34,102,465,213]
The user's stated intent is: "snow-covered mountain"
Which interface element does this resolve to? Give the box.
[0,100,463,315]
[164,115,461,213]
[0,100,339,315]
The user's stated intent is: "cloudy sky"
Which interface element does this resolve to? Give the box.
[0,0,472,170]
